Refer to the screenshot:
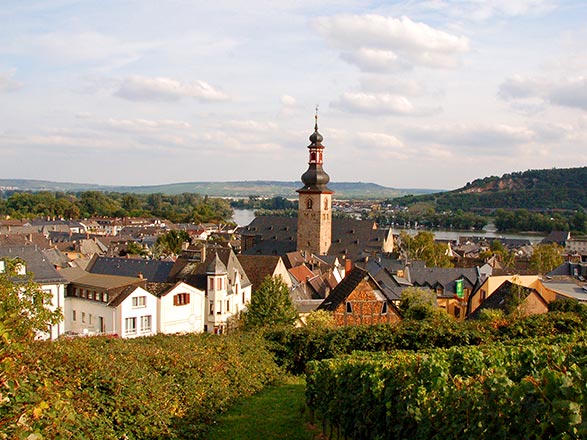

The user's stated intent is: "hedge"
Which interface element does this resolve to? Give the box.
[306,339,587,439]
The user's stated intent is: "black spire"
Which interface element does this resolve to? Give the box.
[298,113,332,193]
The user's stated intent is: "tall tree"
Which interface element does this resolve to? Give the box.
[0,258,63,342]
[243,276,297,329]
[399,231,453,268]
[530,243,564,274]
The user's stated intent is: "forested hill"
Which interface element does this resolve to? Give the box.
[392,167,587,211]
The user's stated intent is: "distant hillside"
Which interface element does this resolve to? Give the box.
[392,167,587,211]
[0,179,439,199]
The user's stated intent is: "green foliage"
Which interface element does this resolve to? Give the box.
[373,209,487,231]
[392,167,587,212]
[548,298,587,314]
[0,333,281,439]
[244,276,298,329]
[306,338,587,439]
[399,231,453,268]
[0,258,63,342]
[530,243,564,274]
[399,287,437,320]
[154,230,191,257]
[0,190,233,223]
[265,312,587,374]
[303,310,336,330]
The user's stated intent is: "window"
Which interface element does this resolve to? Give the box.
[141,315,152,333]
[306,198,313,210]
[209,278,214,291]
[89,314,92,325]
[346,302,353,314]
[381,302,388,315]
[103,293,108,303]
[217,278,223,290]
[324,198,329,210]
[72,310,76,321]
[82,312,86,323]
[81,289,86,299]
[125,317,137,334]
[132,296,146,308]
[226,300,230,313]
[209,300,214,315]
[242,290,245,304]
[174,293,191,306]
[217,300,222,315]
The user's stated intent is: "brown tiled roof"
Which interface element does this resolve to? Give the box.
[289,265,315,284]
[237,255,281,293]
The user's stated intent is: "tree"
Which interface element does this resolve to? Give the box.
[303,310,336,330]
[0,258,63,342]
[399,287,438,320]
[399,231,453,268]
[243,276,298,329]
[153,230,191,257]
[529,243,563,274]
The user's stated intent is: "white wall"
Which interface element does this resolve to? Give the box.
[64,297,115,336]
[159,282,205,334]
[116,287,158,339]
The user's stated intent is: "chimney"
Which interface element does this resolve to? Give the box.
[345,258,353,274]
[137,272,143,279]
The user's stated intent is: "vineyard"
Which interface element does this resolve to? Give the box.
[0,333,281,439]
[306,337,587,439]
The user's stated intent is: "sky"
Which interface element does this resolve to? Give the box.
[1,0,586,191]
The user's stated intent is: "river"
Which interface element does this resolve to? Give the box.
[231,209,546,243]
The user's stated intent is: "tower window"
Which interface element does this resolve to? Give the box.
[346,302,353,314]
[324,199,328,210]
[307,198,313,209]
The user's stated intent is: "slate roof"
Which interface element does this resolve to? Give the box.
[0,233,51,248]
[0,245,67,284]
[548,262,587,279]
[542,230,571,245]
[240,216,391,261]
[172,248,251,292]
[363,259,410,302]
[407,266,481,298]
[542,280,587,302]
[86,255,174,283]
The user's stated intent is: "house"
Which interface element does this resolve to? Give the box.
[407,265,484,320]
[467,275,555,318]
[0,245,68,340]
[158,282,206,334]
[60,267,157,338]
[318,267,401,326]
[236,254,291,294]
[468,280,549,319]
[171,248,252,334]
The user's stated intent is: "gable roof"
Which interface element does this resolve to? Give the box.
[86,255,174,283]
[0,245,67,284]
[408,266,480,298]
[468,280,547,320]
[236,255,282,293]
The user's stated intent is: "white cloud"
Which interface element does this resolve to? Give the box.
[356,131,408,159]
[0,69,23,92]
[421,0,555,21]
[341,48,407,73]
[333,92,414,115]
[314,14,469,69]
[281,94,297,106]
[36,31,152,67]
[115,76,228,102]
[359,76,425,96]
[407,123,536,153]
[499,75,587,112]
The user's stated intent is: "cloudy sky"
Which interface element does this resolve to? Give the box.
[1,0,586,190]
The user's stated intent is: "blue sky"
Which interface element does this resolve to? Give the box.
[1,0,586,190]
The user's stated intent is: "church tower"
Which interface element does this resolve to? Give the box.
[297,114,333,256]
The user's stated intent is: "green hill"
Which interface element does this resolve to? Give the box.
[392,167,587,211]
[0,179,439,199]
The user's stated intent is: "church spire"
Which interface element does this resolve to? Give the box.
[299,112,331,192]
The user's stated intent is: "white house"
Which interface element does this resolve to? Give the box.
[0,246,67,340]
[61,268,158,338]
[173,248,252,334]
[158,282,206,334]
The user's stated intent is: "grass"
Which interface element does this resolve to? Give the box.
[208,376,317,440]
